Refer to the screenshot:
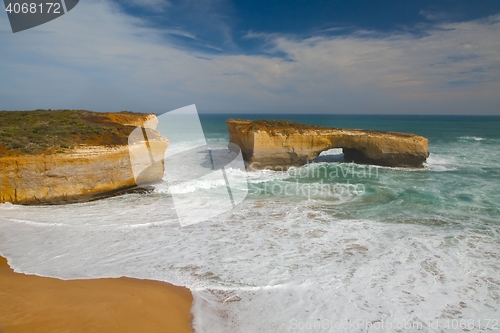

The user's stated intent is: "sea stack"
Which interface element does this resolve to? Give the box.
[227,119,429,170]
[0,110,169,204]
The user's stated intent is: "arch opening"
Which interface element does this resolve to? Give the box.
[312,148,345,163]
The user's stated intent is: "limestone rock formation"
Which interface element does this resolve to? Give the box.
[0,111,168,204]
[227,119,429,170]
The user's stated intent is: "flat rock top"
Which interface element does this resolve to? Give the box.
[0,110,156,157]
[227,118,418,138]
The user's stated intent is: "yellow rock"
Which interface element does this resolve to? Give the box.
[0,113,168,205]
[227,119,429,170]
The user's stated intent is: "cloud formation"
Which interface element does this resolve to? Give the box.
[0,0,499,114]
[124,0,171,11]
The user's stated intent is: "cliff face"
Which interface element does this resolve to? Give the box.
[227,119,429,170]
[0,112,168,205]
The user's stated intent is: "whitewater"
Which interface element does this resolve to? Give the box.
[1,114,499,332]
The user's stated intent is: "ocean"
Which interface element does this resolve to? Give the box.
[1,114,499,332]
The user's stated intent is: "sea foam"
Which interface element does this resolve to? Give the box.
[1,199,499,333]
[1,117,500,332]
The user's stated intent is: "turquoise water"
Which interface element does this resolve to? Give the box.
[200,114,500,228]
[1,114,499,332]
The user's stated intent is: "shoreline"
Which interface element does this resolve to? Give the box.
[0,256,193,333]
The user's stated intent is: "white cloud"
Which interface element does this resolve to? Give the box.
[0,1,499,114]
[124,0,171,11]
[162,29,198,40]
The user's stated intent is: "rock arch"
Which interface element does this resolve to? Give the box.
[227,119,429,170]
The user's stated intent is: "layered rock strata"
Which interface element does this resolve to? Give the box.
[227,119,429,170]
[0,112,168,204]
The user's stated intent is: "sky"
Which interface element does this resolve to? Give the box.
[1,0,500,114]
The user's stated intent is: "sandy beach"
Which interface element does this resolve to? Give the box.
[0,256,193,333]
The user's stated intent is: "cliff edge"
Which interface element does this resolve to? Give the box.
[0,110,168,204]
[227,119,429,170]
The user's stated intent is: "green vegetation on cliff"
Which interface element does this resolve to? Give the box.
[251,119,329,134]
[253,119,322,128]
[0,110,150,156]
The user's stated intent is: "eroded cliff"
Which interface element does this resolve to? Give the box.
[227,119,429,170]
[0,110,168,204]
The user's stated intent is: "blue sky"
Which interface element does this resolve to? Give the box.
[1,0,500,114]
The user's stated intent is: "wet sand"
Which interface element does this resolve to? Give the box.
[0,256,193,333]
